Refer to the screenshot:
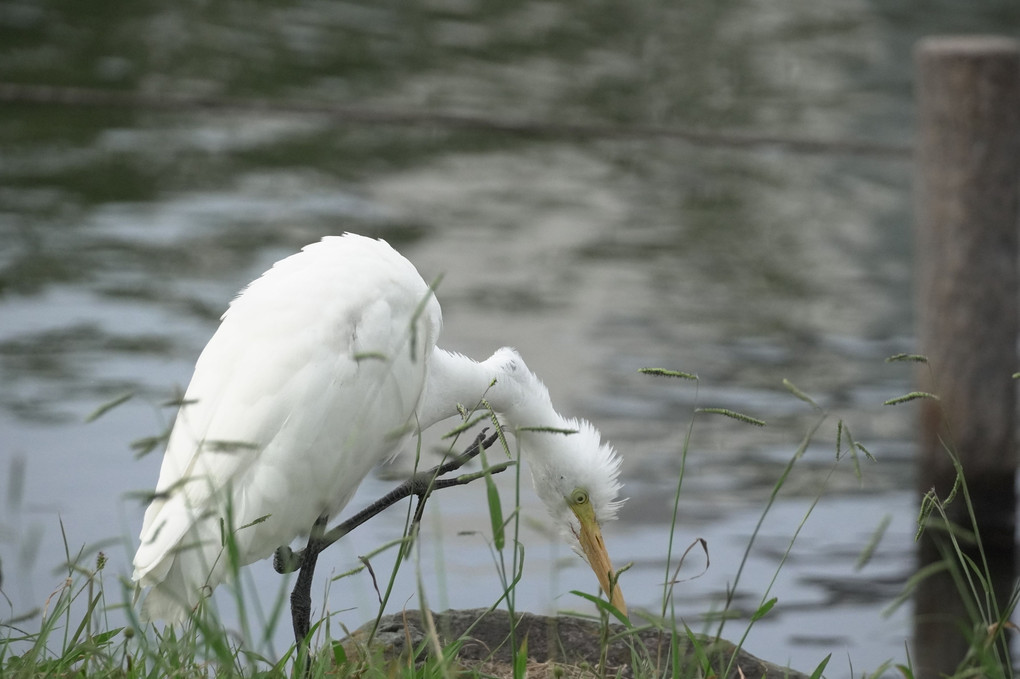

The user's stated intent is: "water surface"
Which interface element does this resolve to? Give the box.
[3,0,1017,673]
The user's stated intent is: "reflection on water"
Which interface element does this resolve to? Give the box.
[3,0,1018,674]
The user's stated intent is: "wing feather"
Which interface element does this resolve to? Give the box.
[133,234,442,621]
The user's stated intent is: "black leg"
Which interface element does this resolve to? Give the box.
[278,427,510,671]
[291,513,327,658]
[275,429,506,575]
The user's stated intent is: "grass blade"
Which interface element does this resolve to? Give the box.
[884,391,939,406]
[750,597,777,622]
[480,450,505,551]
[695,407,766,427]
[886,353,928,363]
[84,391,134,422]
[856,514,892,570]
[639,367,699,380]
[809,653,832,679]
[783,378,820,409]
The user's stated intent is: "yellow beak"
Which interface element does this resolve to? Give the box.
[572,504,627,617]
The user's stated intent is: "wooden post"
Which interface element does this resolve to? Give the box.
[914,36,1020,677]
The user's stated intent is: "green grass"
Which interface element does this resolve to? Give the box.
[2,358,1017,678]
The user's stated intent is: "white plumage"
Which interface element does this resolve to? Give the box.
[133,233,625,622]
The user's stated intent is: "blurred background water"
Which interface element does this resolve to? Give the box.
[2,0,1018,674]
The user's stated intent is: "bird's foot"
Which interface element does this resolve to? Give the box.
[274,545,301,574]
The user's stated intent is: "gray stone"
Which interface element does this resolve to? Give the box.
[341,608,809,679]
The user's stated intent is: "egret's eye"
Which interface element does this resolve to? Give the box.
[570,489,589,506]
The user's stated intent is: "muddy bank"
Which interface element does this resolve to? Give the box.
[342,608,809,679]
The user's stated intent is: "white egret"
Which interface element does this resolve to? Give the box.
[132,233,626,630]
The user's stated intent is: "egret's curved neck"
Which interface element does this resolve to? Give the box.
[418,347,561,431]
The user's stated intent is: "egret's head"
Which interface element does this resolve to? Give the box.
[483,347,627,615]
[520,418,627,616]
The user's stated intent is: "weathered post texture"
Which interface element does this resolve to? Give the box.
[914,36,1020,677]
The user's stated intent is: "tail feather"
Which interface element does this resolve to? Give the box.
[133,519,226,624]
[139,568,195,624]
